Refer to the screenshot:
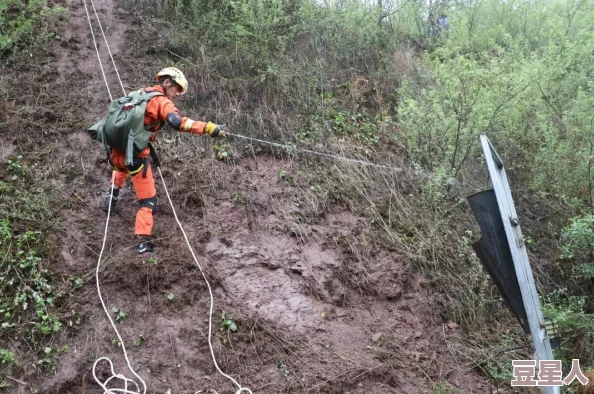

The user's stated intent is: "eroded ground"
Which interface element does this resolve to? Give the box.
[0,0,500,393]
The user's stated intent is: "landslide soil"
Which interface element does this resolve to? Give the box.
[1,0,502,393]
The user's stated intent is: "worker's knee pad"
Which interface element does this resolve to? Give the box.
[139,196,157,214]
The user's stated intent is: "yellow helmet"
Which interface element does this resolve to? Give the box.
[156,67,188,95]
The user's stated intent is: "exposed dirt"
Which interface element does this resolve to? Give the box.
[0,0,511,393]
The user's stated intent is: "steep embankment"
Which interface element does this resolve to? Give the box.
[1,0,499,393]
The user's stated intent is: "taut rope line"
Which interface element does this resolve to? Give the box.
[225,132,400,171]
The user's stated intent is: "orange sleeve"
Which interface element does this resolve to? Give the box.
[180,118,207,134]
[152,96,207,134]
[155,98,178,122]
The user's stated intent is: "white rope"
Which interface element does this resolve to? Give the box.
[225,132,400,171]
[83,0,252,392]
[94,172,147,394]
[157,168,252,394]
[81,0,113,101]
[93,357,143,394]
[88,0,127,95]
[84,0,146,388]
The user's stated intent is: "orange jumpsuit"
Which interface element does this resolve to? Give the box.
[109,85,208,237]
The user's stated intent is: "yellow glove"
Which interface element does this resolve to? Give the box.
[204,122,226,138]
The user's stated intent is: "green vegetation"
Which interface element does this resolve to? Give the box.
[0,349,16,388]
[0,220,61,337]
[123,0,594,380]
[220,312,238,345]
[431,382,462,394]
[0,0,65,54]
[0,155,60,387]
[111,306,128,322]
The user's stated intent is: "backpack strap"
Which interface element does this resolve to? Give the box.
[123,91,166,165]
[142,91,166,131]
[144,90,166,100]
[102,132,111,161]
[144,121,165,131]
[97,118,111,161]
[126,130,135,166]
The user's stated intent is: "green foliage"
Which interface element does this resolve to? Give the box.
[0,219,61,340]
[326,110,379,143]
[0,156,53,223]
[396,0,594,203]
[543,289,592,330]
[431,382,462,394]
[35,345,67,372]
[0,156,59,341]
[167,0,296,72]
[278,168,294,186]
[420,166,452,215]
[69,276,84,289]
[133,0,393,78]
[559,215,594,283]
[231,193,247,205]
[213,142,231,161]
[399,46,533,175]
[483,358,514,384]
[0,0,63,54]
[220,315,237,333]
[0,349,16,388]
[111,306,128,322]
[543,288,594,364]
[220,312,237,345]
[560,215,594,261]
[296,0,392,61]
[0,350,15,366]
[0,154,61,379]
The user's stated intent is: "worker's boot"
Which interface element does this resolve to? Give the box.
[136,236,154,254]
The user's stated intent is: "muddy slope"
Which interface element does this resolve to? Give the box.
[1,0,500,393]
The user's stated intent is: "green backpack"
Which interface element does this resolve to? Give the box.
[88,90,164,165]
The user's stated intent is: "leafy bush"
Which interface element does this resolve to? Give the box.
[558,214,594,301]
[0,349,16,388]
[0,220,61,340]
[0,0,63,54]
[0,156,60,359]
[543,288,594,365]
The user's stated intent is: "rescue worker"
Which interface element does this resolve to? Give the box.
[103,67,225,254]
